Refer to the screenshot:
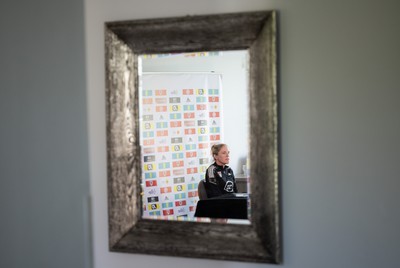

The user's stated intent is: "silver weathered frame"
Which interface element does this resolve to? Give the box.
[105,11,280,263]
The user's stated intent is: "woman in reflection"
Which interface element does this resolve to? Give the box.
[204,143,238,198]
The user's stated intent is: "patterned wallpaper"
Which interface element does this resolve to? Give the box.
[140,73,222,221]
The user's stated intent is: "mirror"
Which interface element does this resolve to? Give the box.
[139,50,250,223]
[105,11,280,263]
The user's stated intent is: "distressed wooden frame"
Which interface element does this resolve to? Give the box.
[105,11,280,263]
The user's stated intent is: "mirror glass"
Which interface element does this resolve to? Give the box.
[139,50,250,223]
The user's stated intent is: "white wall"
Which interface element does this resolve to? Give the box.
[141,51,249,174]
[86,1,400,268]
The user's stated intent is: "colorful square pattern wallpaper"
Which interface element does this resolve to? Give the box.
[140,73,223,221]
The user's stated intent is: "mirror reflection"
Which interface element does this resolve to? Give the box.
[138,50,250,223]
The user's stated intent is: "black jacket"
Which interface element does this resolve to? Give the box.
[204,162,237,198]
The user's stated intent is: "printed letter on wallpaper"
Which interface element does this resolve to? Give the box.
[140,73,222,221]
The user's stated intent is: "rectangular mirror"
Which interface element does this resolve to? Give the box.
[139,50,250,223]
[105,11,280,263]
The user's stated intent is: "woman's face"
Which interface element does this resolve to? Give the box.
[214,145,230,166]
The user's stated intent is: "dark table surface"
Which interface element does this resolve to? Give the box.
[194,193,249,219]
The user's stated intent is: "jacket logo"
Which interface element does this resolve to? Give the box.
[224,181,234,192]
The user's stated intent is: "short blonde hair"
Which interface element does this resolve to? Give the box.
[211,143,227,160]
